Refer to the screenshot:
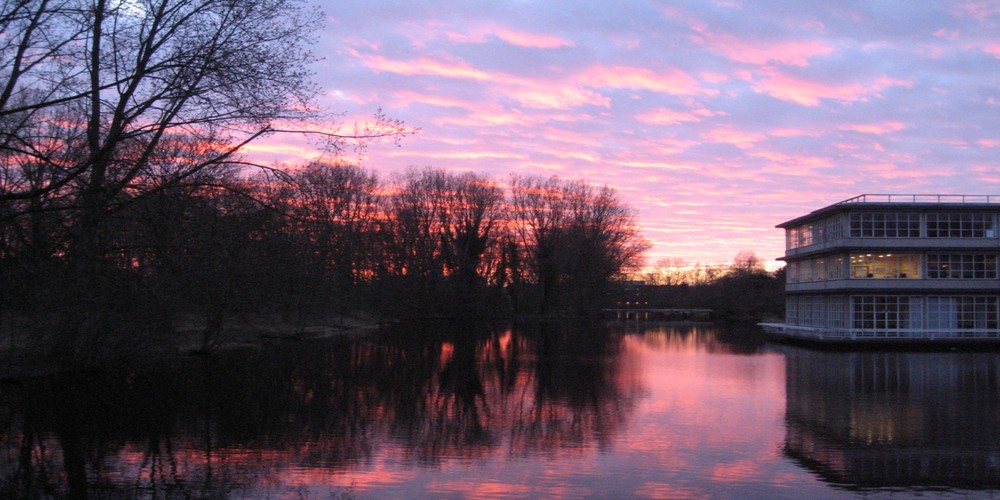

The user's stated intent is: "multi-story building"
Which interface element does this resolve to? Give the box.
[760,194,1000,342]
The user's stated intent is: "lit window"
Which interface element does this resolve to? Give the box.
[850,254,920,279]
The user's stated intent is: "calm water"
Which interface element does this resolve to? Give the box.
[3,321,1000,498]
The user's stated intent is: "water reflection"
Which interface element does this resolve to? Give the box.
[0,321,639,498]
[782,346,1000,490]
[6,322,1000,497]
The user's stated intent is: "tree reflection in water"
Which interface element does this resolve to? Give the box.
[0,320,638,498]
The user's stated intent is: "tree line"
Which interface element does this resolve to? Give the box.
[0,0,398,362]
[2,159,649,357]
[624,251,785,323]
[0,0,772,366]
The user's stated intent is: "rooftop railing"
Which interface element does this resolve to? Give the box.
[837,194,1000,205]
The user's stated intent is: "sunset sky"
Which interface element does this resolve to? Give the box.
[259,0,1000,268]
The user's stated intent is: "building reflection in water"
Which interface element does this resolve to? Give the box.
[782,346,1000,489]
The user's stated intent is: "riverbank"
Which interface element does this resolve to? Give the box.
[0,312,387,382]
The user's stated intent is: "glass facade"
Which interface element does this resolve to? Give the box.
[849,253,920,279]
[786,296,846,330]
[851,296,921,332]
[926,296,998,330]
[787,256,846,283]
[786,294,1000,335]
[787,216,845,250]
[777,202,1000,340]
[926,254,997,279]
[926,213,994,238]
[788,211,999,247]
[849,212,920,238]
[790,254,999,281]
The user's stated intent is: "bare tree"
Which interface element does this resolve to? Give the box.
[508,175,569,314]
[380,168,507,316]
[0,0,411,361]
[291,161,381,319]
[509,175,648,315]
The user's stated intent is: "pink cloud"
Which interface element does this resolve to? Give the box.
[540,128,604,147]
[401,150,529,161]
[635,108,704,125]
[390,90,475,109]
[750,149,832,169]
[750,68,913,106]
[492,27,574,49]
[613,160,699,171]
[691,26,835,67]
[504,84,610,109]
[353,50,606,110]
[977,138,1000,148]
[635,99,726,125]
[628,137,699,156]
[955,0,1000,19]
[437,22,574,49]
[984,41,1000,58]
[578,65,715,96]
[838,121,907,135]
[702,127,765,148]
[768,126,826,138]
[432,111,536,128]
[934,28,961,40]
[352,51,493,81]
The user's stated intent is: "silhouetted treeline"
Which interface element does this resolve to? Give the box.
[1,163,648,359]
[0,0,642,363]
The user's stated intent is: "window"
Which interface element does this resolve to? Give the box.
[850,254,920,279]
[787,256,846,283]
[787,295,846,328]
[926,254,997,279]
[852,296,921,332]
[927,296,998,331]
[926,213,994,238]
[787,224,814,249]
[787,217,845,249]
[824,218,844,242]
[849,212,920,238]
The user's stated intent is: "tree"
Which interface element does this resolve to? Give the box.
[509,176,648,315]
[0,0,410,361]
[291,161,381,319]
[381,168,506,316]
[730,250,765,276]
[508,175,565,313]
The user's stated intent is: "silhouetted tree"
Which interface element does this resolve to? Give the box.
[381,168,507,317]
[509,176,648,315]
[0,0,410,361]
[291,162,382,320]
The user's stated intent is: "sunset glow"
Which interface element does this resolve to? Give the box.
[263,1,1000,267]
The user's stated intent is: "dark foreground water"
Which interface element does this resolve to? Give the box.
[2,321,1000,499]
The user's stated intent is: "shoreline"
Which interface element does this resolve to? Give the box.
[0,312,387,383]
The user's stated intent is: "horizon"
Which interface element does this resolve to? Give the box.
[251,1,1000,269]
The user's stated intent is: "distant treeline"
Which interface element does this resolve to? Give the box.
[620,254,785,323]
[1,163,649,357]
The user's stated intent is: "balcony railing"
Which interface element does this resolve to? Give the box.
[837,194,1000,205]
[759,323,1000,341]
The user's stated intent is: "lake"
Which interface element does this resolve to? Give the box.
[2,320,999,498]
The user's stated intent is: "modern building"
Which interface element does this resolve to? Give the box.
[760,194,1000,343]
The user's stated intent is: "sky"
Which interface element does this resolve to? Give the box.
[255,0,1000,269]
